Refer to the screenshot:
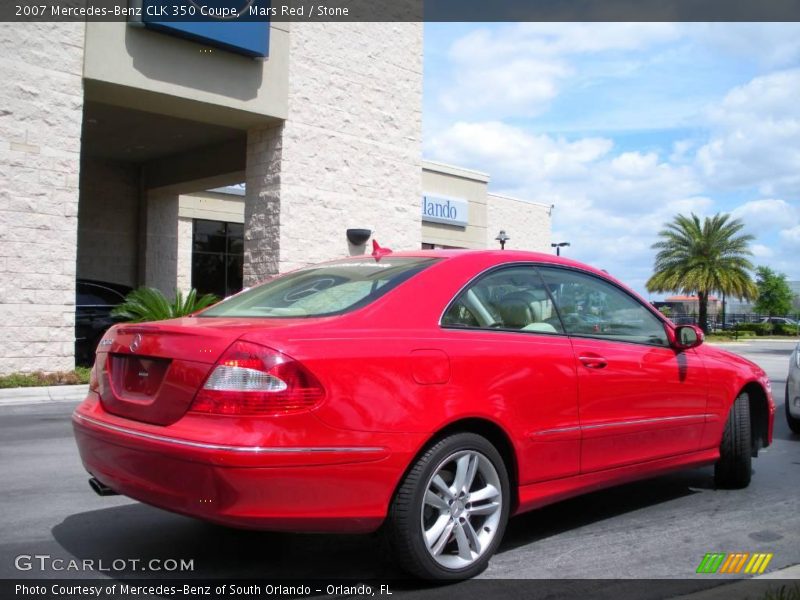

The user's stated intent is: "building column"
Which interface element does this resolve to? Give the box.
[0,23,85,374]
[242,23,424,285]
[176,216,194,296]
[243,124,283,287]
[143,191,179,296]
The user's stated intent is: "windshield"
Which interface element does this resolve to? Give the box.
[199,257,439,318]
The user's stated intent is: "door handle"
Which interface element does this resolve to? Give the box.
[579,354,607,369]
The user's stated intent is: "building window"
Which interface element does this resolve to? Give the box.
[192,219,243,298]
[422,242,465,250]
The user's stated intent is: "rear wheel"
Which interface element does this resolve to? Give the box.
[385,433,510,580]
[787,383,800,434]
[714,392,752,489]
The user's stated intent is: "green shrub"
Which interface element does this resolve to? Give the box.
[775,323,800,336]
[733,322,800,336]
[112,287,218,323]
[0,367,91,388]
[734,323,773,336]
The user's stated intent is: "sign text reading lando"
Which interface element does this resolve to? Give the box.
[421,195,468,227]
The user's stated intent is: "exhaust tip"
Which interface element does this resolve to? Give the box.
[89,477,119,497]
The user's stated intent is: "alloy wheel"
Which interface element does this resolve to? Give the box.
[420,449,503,569]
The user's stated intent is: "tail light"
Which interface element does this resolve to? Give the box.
[190,341,325,416]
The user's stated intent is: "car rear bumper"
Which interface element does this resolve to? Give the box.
[72,394,423,533]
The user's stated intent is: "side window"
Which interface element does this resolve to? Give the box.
[538,267,668,346]
[443,267,563,334]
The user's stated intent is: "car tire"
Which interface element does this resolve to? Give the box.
[714,392,752,489]
[787,383,800,434]
[384,433,510,580]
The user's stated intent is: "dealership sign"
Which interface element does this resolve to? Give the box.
[130,0,271,59]
[421,195,468,227]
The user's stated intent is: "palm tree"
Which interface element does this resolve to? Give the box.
[112,287,218,323]
[647,213,757,333]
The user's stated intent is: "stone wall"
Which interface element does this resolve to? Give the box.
[244,23,423,282]
[0,24,85,374]
[486,194,552,253]
[77,158,140,288]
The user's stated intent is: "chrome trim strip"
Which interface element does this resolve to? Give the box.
[531,426,581,437]
[73,413,384,454]
[532,414,711,437]
[582,414,708,430]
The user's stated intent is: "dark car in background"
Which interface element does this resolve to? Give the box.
[759,317,798,326]
[75,279,132,366]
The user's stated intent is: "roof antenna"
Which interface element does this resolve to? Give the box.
[372,239,392,261]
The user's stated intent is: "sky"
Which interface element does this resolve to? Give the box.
[422,23,800,299]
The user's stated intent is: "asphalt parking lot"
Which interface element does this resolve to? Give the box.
[0,340,797,592]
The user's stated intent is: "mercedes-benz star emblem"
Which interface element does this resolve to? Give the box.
[129,334,143,353]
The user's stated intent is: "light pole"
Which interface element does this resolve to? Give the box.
[495,230,510,250]
[551,241,570,256]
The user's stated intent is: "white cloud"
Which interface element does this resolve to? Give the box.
[750,244,775,259]
[440,59,571,118]
[430,120,699,214]
[669,139,696,163]
[426,121,613,182]
[695,69,800,196]
[439,23,683,119]
[730,199,799,232]
[424,24,800,291]
[780,225,800,248]
[426,118,712,292]
[609,152,660,178]
[449,23,682,61]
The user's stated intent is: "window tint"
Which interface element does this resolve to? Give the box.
[200,257,438,318]
[538,267,668,346]
[443,266,563,334]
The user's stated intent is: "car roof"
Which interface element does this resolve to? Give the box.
[349,248,656,313]
[364,248,614,280]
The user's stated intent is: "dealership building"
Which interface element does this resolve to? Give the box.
[0,20,551,374]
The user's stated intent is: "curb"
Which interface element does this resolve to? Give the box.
[670,565,800,600]
[0,384,88,406]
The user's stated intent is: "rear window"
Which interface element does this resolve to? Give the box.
[199,257,439,318]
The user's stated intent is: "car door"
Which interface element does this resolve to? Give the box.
[538,266,708,473]
[441,265,581,484]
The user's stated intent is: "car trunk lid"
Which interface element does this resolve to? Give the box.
[95,317,322,426]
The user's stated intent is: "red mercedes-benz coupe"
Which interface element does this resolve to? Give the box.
[73,249,774,579]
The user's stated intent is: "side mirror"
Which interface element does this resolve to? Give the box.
[671,324,704,350]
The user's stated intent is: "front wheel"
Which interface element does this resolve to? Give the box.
[384,433,510,580]
[714,392,752,489]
